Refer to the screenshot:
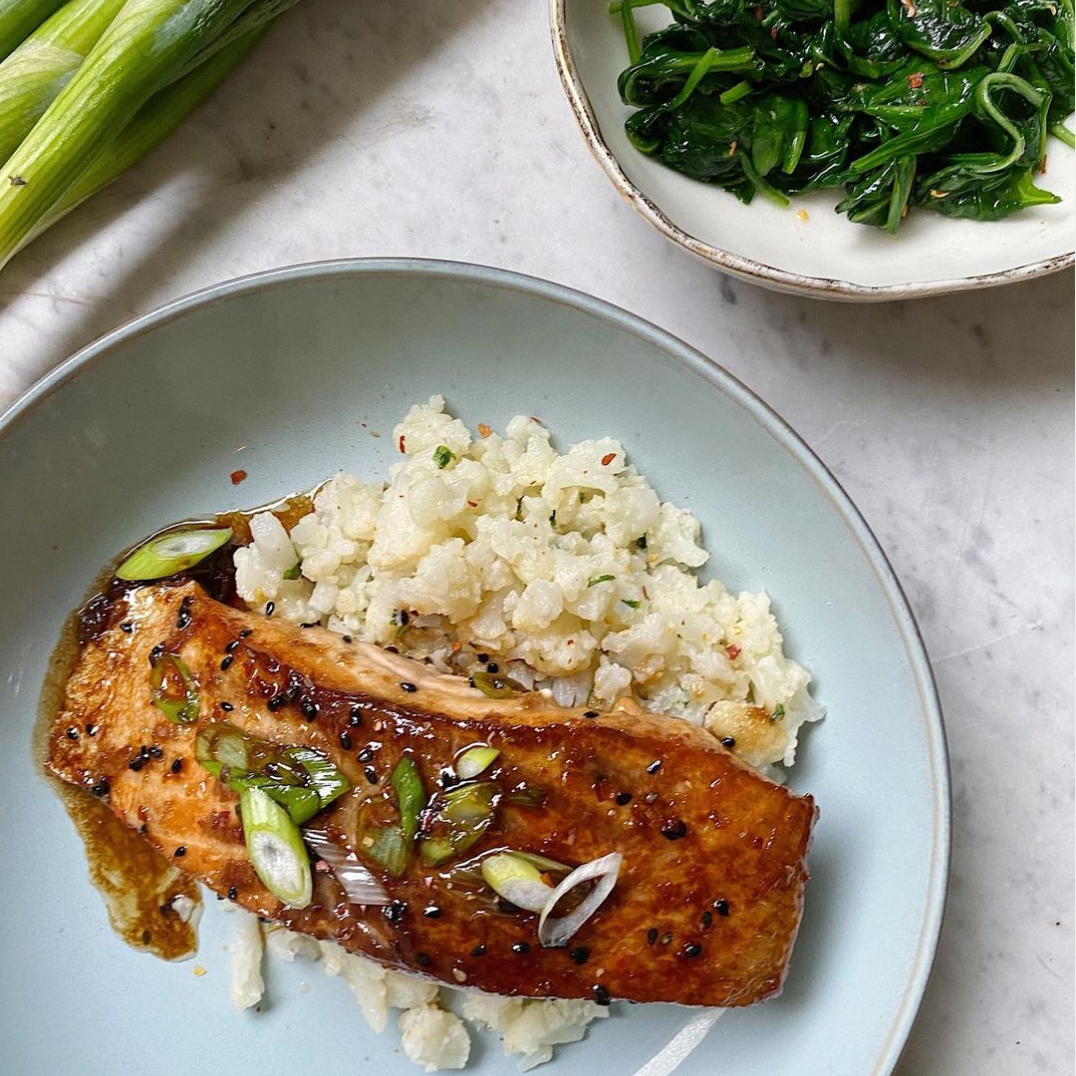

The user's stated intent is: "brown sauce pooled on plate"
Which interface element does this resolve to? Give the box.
[36,490,316,959]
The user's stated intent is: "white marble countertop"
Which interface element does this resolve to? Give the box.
[1,1,1072,1072]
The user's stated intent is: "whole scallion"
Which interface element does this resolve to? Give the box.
[0,0,126,164]
[24,26,263,247]
[0,0,66,61]
[0,0,300,268]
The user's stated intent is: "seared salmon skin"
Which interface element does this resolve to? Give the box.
[48,579,816,1007]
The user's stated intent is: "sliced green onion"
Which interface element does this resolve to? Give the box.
[621,599,640,609]
[481,852,553,912]
[195,721,250,772]
[303,828,389,906]
[247,779,321,826]
[282,563,301,580]
[456,745,500,780]
[471,670,525,699]
[287,746,351,809]
[537,852,623,948]
[391,757,425,844]
[432,445,455,469]
[419,782,498,866]
[513,851,570,873]
[366,825,409,877]
[149,652,198,723]
[239,785,312,909]
[117,526,232,581]
[587,574,616,588]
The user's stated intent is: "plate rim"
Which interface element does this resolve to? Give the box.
[549,0,1075,302]
[0,256,951,1073]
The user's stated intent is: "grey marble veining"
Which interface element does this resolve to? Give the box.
[0,0,1072,1073]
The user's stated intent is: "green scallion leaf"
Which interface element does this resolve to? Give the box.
[149,652,198,723]
[471,670,525,699]
[117,526,232,581]
[366,825,410,877]
[391,757,426,844]
[772,704,786,721]
[432,445,455,469]
[287,745,351,809]
[456,745,500,780]
[587,574,616,588]
[621,599,640,609]
[282,563,301,580]
[240,785,312,908]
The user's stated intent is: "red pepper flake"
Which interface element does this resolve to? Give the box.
[398,435,407,454]
[907,71,925,89]
[467,500,478,508]
[531,416,542,424]
[477,423,492,439]
[726,643,741,659]
[230,469,247,486]
[601,452,616,467]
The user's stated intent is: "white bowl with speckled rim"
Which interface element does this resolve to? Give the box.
[0,260,948,1075]
[551,0,1076,301]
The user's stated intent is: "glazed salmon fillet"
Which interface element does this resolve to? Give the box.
[47,579,816,1007]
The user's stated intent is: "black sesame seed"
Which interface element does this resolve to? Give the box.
[592,984,611,1006]
[568,946,590,965]
[400,682,418,693]
[415,952,432,967]
[486,661,499,674]
[120,621,133,633]
[226,639,241,653]
[364,766,378,784]
[142,929,152,944]
[468,677,476,688]
[138,823,148,835]
[220,655,234,671]
[171,758,183,774]
[357,747,375,763]
[149,746,163,759]
[615,792,632,805]
[583,710,599,719]
[228,886,238,901]
[702,911,713,927]
[383,899,408,924]
[220,701,234,712]
[647,928,658,945]
[90,779,110,797]
[339,731,353,750]
[173,846,186,858]
[300,699,318,719]
[300,622,318,629]
[423,906,442,919]
[661,820,687,841]
[477,653,489,663]
[440,771,463,789]
[470,945,487,957]
[267,695,285,712]
[348,705,363,726]
[383,645,400,655]
[65,726,79,740]
[646,759,662,774]
[720,736,736,749]
[149,645,164,665]
[129,758,145,772]
[511,942,530,955]
[239,629,253,638]
[139,745,150,759]
[85,723,98,736]
[265,602,275,616]
[342,635,353,643]
[636,536,647,549]
[713,899,730,917]
[683,943,703,959]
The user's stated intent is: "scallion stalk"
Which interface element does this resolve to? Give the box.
[0,0,126,164]
[116,526,231,580]
[240,785,312,908]
[0,0,66,61]
[0,0,299,269]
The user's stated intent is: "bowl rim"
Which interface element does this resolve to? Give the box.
[550,0,1075,302]
[0,256,951,1072]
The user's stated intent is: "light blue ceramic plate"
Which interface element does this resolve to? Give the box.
[0,260,948,1076]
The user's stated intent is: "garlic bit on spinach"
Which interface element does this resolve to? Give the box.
[612,0,1074,231]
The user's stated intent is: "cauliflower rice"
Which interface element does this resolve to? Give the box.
[230,396,823,1070]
